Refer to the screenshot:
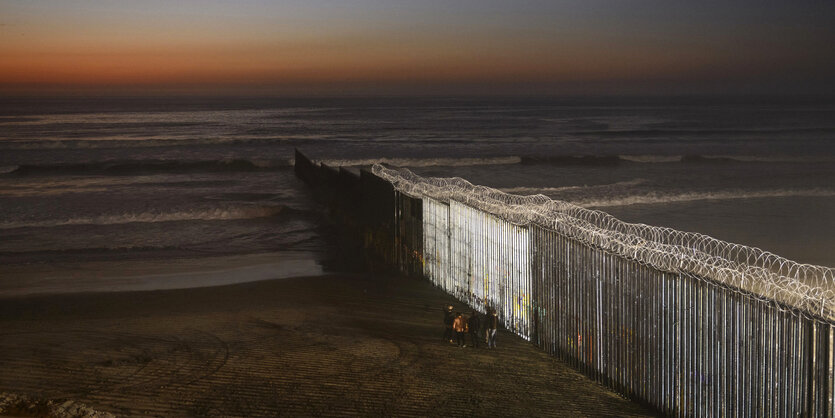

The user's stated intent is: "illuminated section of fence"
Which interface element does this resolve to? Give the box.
[375,163,835,417]
[423,197,450,291]
[423,197,534,338]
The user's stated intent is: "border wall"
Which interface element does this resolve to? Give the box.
[294,149,422,274]
[295,150,835,416]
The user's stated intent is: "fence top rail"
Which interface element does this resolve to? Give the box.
[373,164,835,321]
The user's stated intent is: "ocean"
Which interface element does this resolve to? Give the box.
[1,96,833,296]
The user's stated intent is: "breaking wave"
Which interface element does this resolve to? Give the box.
[574,188,835,208]
[520,155,621,165]
[501,179,647,195]
[500,185,583,194]
[619,155,682,163]
[691,155,835,163]
[4,159,292,176]
[315,156,522,167]
[524,154,835,165]
[0,205,285,229]
[572,126,835,137]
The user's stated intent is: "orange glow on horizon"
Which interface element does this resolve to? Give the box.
[2,1,830,95]
[0,37,727,90]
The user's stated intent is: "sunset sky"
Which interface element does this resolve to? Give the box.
[2,1,834,95]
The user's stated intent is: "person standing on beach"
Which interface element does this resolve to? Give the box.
[487,310,498,348]
[443,305,455,343]
[453,312,468,347]
[467,310,481,348]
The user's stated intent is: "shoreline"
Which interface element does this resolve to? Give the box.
[0,250,324,298]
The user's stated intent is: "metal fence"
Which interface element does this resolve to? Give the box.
[378,165,835,417]
[294,149,835,416]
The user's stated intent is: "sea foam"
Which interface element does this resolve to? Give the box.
[574,188,835,208]
[0,206,284,230]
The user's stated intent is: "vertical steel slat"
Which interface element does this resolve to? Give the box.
[683,274,689,415]
[769,304,776,417]
[740,292,747,418]
[695,276,702,416]
[763,302,770,417]
[722,285,729,417]
[712,283,719,417]
[806,318,815,416]
[791,314,798,414]
[777,307,784,416]
[744,293,752,417]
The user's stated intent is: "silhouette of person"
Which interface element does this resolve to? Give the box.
[467,310,481,348]
[487,309,498,348]
[443,305,455,343]
[453,312,468,347]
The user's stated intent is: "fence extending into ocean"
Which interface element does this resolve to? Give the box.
[294,149,835,417]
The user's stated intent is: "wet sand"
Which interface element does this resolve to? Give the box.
[0,251,323,297]
[0,274,652,417]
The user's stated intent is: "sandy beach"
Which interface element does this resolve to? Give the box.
[0,274,651,417]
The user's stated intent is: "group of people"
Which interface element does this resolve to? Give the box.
[443,305,499,348]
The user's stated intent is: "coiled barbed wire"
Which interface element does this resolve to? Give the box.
[372,164,835,320]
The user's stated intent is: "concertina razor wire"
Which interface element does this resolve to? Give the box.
[372,164,835,321]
